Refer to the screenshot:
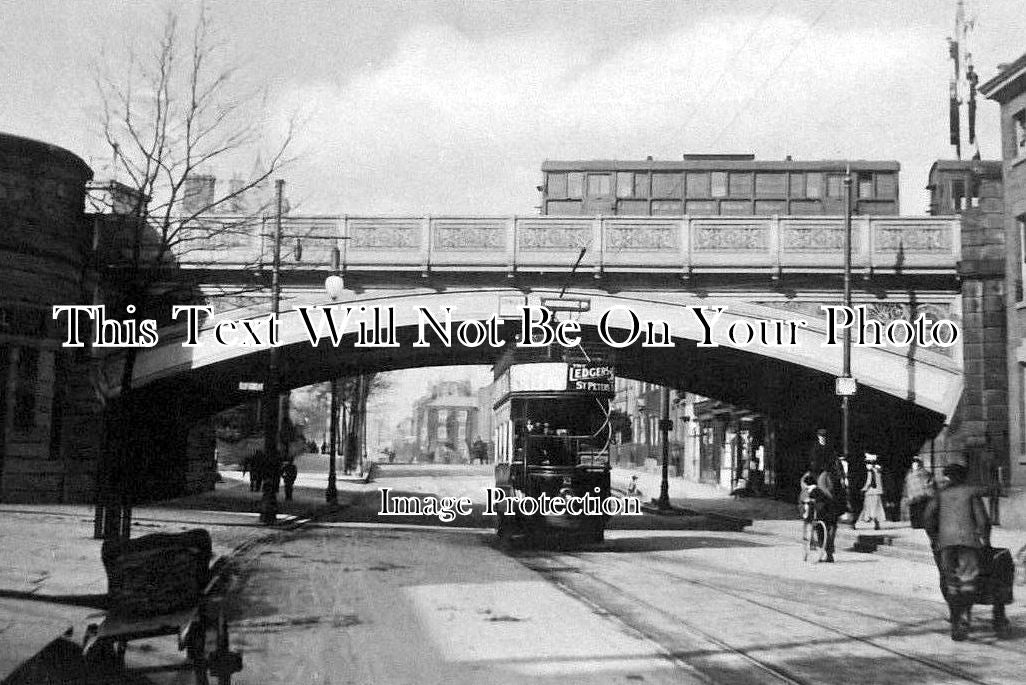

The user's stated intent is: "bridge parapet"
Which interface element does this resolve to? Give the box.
[171,214,961,277]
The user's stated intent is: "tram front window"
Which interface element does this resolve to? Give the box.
[525,435,574,467]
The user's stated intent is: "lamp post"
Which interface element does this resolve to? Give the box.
[324,246,344,501]
[259,179,286,526]
[326,377,339,504]
[657,385,673,510]
[840,167,853,465]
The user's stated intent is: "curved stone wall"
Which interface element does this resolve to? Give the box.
[0,133,92,503]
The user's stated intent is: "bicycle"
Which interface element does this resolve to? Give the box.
[801,500,828,563]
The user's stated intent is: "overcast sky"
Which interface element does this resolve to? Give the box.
[3,0,1025,216]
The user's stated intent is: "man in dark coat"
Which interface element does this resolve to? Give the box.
[281,460,298,501]
[923,462,1006,640]
[811,428,858,524]
[808,456,843,563]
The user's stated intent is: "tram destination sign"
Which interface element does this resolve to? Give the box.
[567,362,615,393]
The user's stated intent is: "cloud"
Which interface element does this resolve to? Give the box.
[276,11,980,215]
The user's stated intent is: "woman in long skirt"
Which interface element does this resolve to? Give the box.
[859,453,886,530]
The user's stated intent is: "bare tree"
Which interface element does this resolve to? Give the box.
[89,4,296,537]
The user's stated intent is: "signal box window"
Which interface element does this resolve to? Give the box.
[652,173,683,198]
[568,173,584,199]
[618,200,649,215]
[789,173,806,198]
[547,173,567,199]
[721,200,752,215]
[616,172,634,198]
[790,200,822,215]
[651,200,682,215]
[588,174,611,197]
[806,173,823,199]
[729,173,753,198]
[826,174,844,199]
[858,173,874,199]
[755,199,787,214]
[686,200,716,214]
[686,173,710,198]
[710,172,728,198]
[547,200,583,215]
[1014,109,1026,157]
[876,173,897,199]
[633,173,650,198]
[755,173,786,197]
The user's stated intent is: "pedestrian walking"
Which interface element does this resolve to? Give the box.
[249,451,264,492]
[806,455,842,563]
[471,437,487,465]
[281,460,298,501]
[858,453,885,530]
[810,428,856,525]
[903,457,935,529]
[923,462,1008,640]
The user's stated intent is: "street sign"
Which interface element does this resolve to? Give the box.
[239,382,264,391]
[835,377,857,396]
[541,296,591,313]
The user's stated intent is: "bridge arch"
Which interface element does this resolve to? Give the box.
[120,287,956,458]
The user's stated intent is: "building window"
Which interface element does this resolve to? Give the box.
[633,173,650,198]
[568,173,584,199]
[652,173,683,198]
[14,347,39,429]
[755,173,786,197]
[588,174,611,197]
[1014,109,1026,156]
[547,173,567,199]
[1019,216,1026,303]
[789,173,806,198]
[686,173,709,198]
[729,173,753,198]
[616,172,634,198]
[806,173,823,199]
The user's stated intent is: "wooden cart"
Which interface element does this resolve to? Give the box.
[82,529,242,684]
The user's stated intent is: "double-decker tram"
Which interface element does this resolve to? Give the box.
[492,347,614,547]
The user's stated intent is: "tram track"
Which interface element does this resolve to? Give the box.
[518,547,995,685]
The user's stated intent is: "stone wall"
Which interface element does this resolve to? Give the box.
[0,134,93,503]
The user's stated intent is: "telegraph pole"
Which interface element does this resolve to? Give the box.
[259,180,285,525]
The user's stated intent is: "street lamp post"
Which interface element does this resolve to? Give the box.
[326,377,339,504]
[324,245,344,503]
[657,385,673,510]
[841,168,853,465]
[260,179,286,526]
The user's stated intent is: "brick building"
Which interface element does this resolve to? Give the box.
[982,52,1026,525]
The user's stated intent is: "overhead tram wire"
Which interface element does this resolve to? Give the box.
[676,0,781,136]
[708,1,835,148]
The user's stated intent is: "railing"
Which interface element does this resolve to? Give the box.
[165,214,961,275]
